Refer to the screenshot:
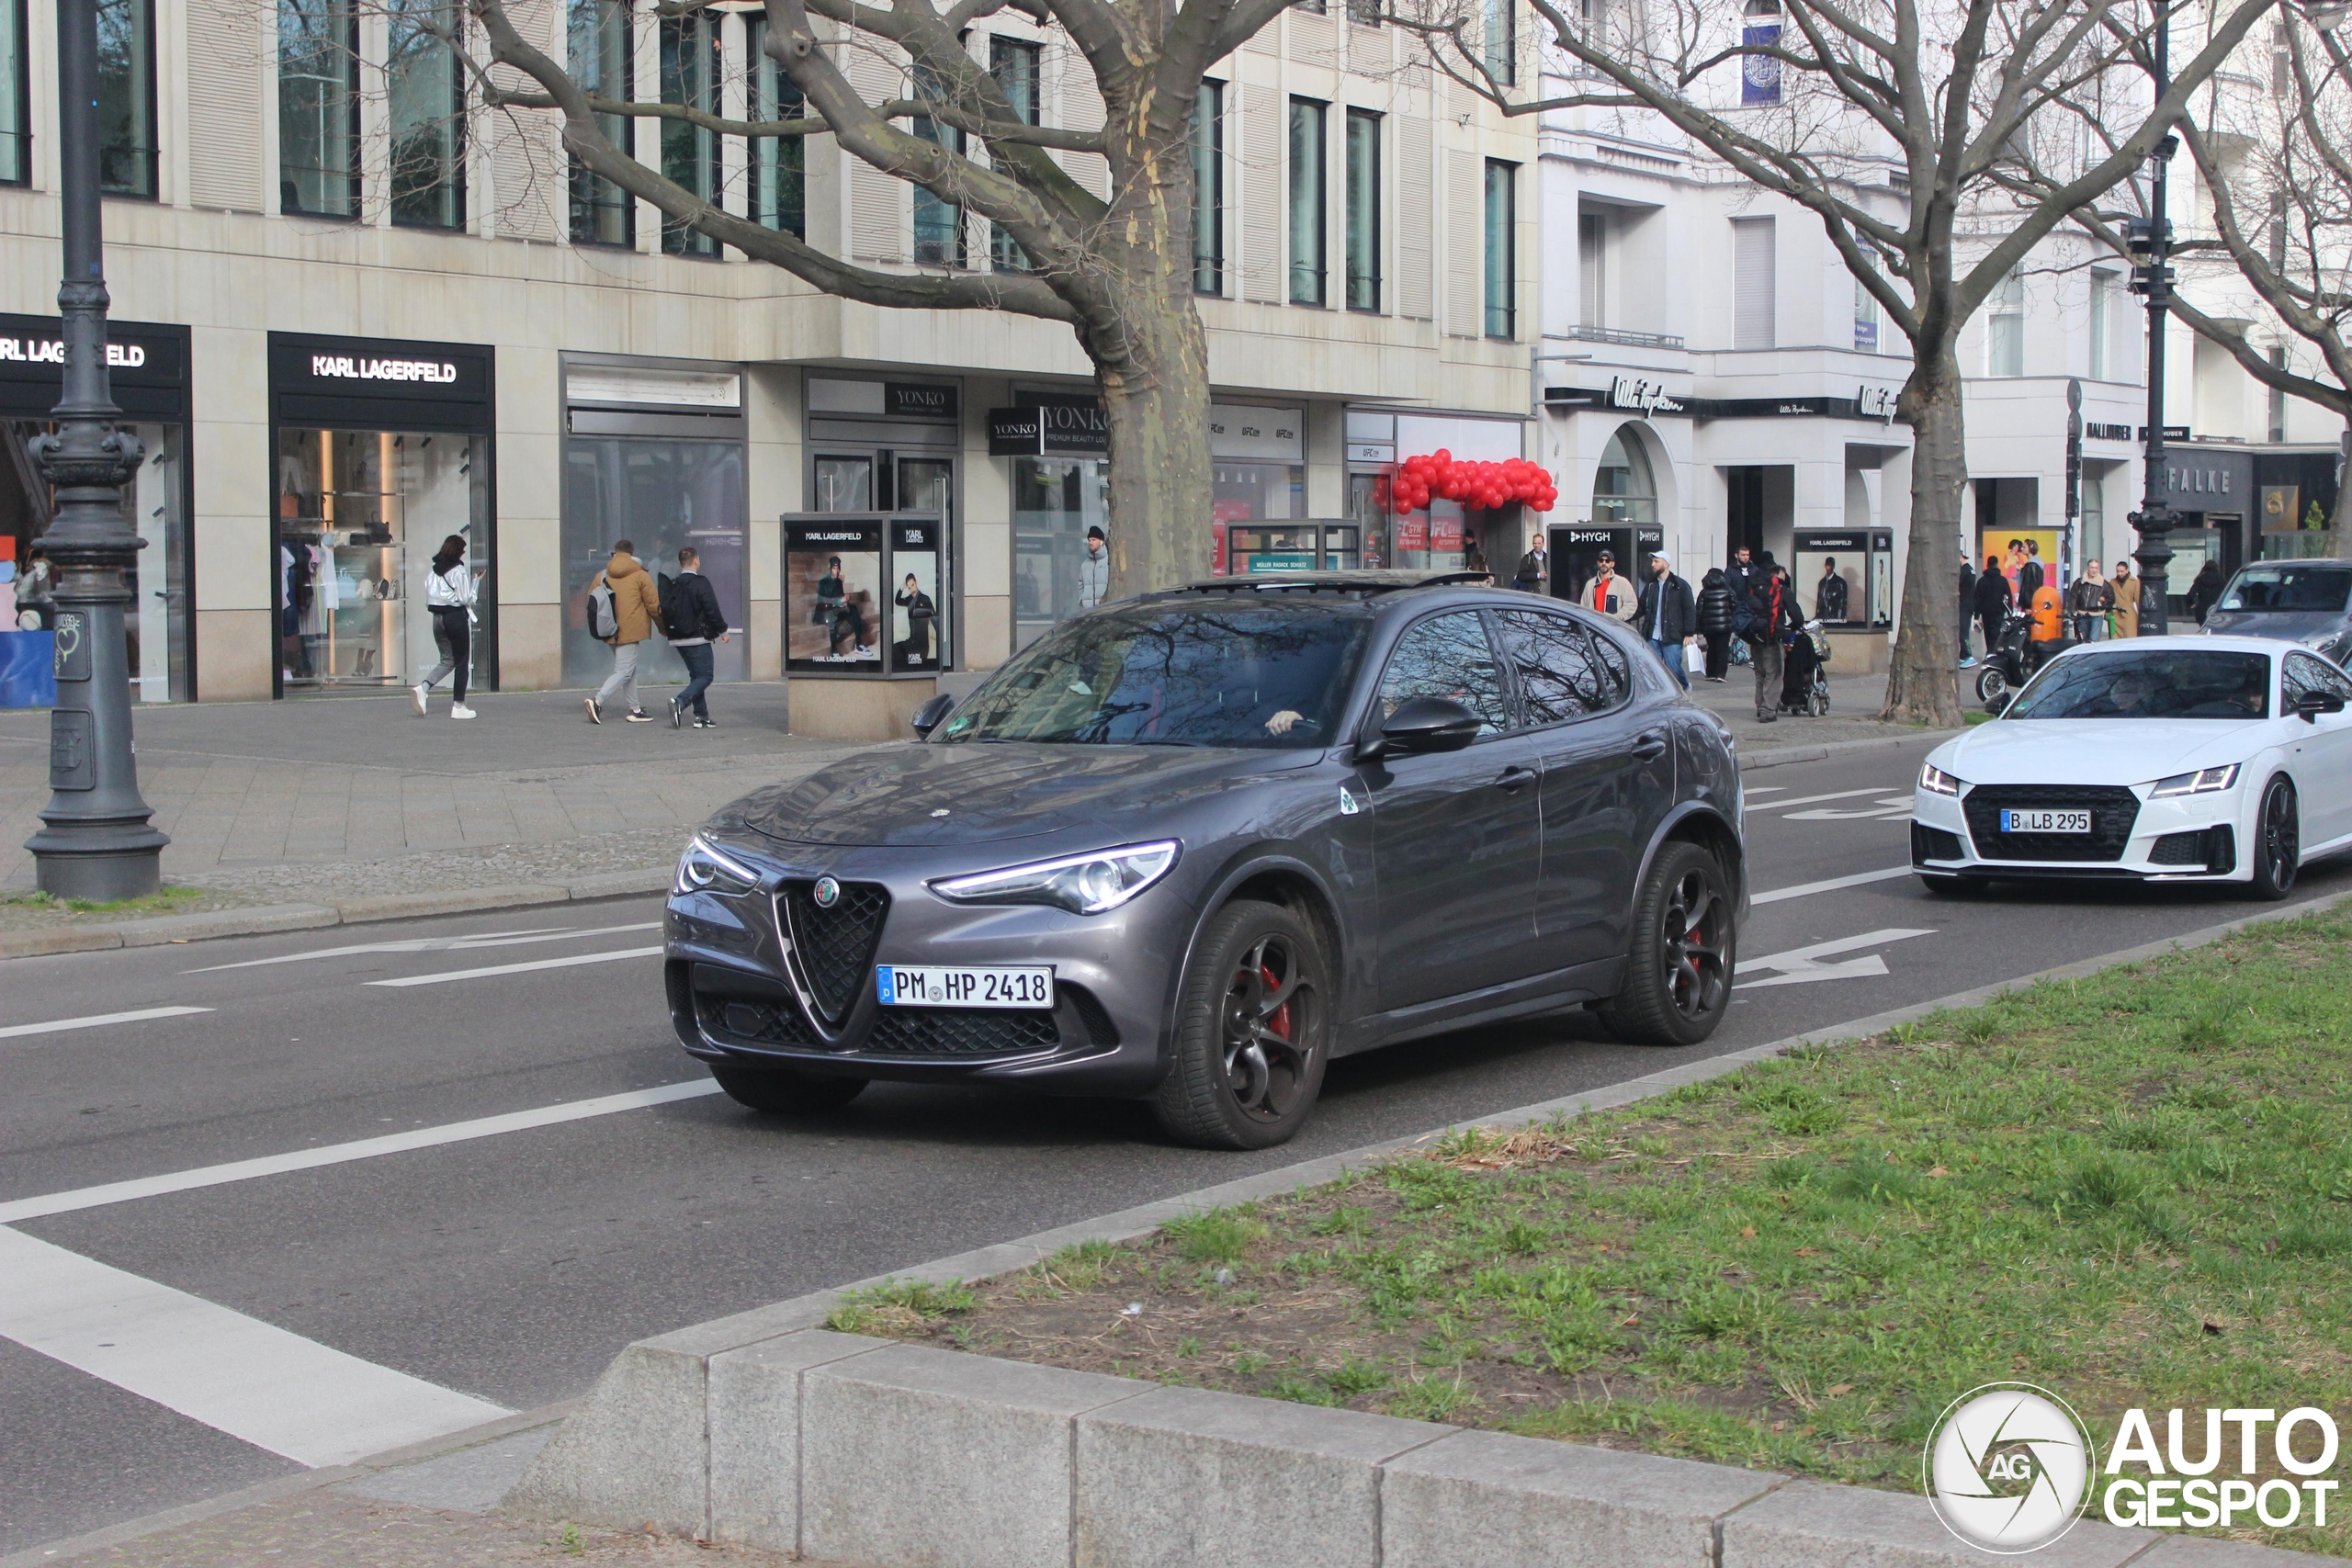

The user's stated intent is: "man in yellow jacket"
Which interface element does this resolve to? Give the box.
[587,539,664,724]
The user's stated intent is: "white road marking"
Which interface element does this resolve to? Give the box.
[1751,865,1914,904]
[366,945,665,987]
[0,1006,213,1042]
[1782,796,1918,821]
[1742,786,1787,796]
[0,1225,510,1467]
[188,923,660,973]
[1746,787,1899,812]
[0,1079,726,1225]
[1738,928,1936,989]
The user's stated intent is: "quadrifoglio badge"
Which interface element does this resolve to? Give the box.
[1923,1385,2342,1553]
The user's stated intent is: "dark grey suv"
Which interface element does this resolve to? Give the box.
[664,574,1748,1149]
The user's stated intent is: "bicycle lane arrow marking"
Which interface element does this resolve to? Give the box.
[1737,927,1936,988]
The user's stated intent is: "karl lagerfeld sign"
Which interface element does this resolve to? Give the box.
[307,354,459,384]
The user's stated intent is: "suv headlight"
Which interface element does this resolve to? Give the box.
[2148,764,2241,797]
[929,840,1180,915]
[1919,763,1963,796]
[674,834,762,897]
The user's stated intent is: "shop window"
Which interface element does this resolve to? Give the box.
[989,38,1040,273]
[561,434,745,687]
[1288,97,1326,307]
[387,0,466,230]
[910,63,966,267]
[1483,160,1515,340]
[96,0,156,198]
[1013,457,1108,649]
[0,0,24,186]
[569,0,633,245]
[1732,215,1774,350]
[277,428,492,692]
[661,12,720,255]
[745,14,805,240]
[1345,107,1381,313]
[278,0,360,218]
[1192,82,1224,295]
[1591,426,1656,527]
[1985,267,2025,377]
[1852,274,1878,353]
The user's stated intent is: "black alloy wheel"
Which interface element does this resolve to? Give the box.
[1600,841,1736,1046]
[2249,776,2300,901]
[710,1062,868,1114]
[1154,899,1329,1150]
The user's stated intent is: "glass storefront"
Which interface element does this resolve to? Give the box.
[277,426,488,690]
[1013,456,1106,649]
[560,433,745,687]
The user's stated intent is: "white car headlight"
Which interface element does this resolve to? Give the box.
[674,834,762,897]
[1919,763,1963,796]
[929,840,1180,915]
[2148,764,2242,797]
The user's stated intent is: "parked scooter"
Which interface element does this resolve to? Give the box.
[1974,609,2074,705]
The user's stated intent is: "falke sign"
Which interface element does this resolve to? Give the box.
[308,354,458,384]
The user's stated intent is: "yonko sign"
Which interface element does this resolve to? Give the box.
[1922,1387,2340,1553]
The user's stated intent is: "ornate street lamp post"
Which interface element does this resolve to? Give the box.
[2126,12,2177,637]
[22,0,168,898]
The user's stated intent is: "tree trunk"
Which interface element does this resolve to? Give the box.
[1883,354,1967,728]
[1091,300,1214,600]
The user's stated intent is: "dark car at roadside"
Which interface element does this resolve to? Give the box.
[663,573,1748,1149]
[2203,561,2352,667]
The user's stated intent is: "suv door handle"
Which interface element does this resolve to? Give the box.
[1495,765,1537,794]
[1632,731,1668,761]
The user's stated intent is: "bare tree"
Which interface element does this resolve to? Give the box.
[1396,0,2270,723]
[398,0,1302,597]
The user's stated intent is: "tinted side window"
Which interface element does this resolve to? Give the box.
[1376,611,1511,736]
[2285,652,2347,704]
[1494,608,1627,725]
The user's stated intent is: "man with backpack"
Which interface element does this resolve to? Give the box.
[585,539,662,724]
[1744,558,1803,724]
[661,547,732,729]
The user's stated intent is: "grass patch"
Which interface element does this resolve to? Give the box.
[823,1277,976,1335]
[0,885,206,916]
[864,908,2352,1555]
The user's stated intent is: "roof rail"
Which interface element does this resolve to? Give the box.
[1159,570,1498,598]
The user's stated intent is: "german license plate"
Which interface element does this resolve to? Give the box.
[876,964,1055,1009]
[2000,808,2091,834]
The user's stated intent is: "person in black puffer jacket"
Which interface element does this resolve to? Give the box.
[1697,567,1735,682]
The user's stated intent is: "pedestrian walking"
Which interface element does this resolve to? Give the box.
[661,547,731,730]
[413,533,480,719]
[1973,552,2014,660]
[1697,566,1735,682]
[2018,541,2045,603]
[1583,550,1641,625]
[2188,558,2225,626]
[585,538,663,724]
[1815,557,1849,623]
[1637,550,1696,690]
[1511,531,1548,592]
[2069,558,2113,642]
[1959,553,1978,667]
[1077,526,1109,609]
[2110,559,2140,639]
[1745,561,1802,723]
[1724,545,1761,611]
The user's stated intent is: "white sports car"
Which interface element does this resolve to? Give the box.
[1911,635,2352,898]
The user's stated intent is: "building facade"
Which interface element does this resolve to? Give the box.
[0,0,1535,732]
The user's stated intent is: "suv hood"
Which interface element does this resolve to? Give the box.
[2201,608,2346,649]
[717,741,1321,847]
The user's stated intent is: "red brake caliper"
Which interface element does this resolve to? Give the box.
[1261,964,1292,1041]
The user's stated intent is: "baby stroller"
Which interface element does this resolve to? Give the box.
[1781,619,1832,716]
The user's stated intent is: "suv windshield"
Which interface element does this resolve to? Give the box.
[2217,565,2352,613]
[938,601,1372,747]
[2006,649,2272,720]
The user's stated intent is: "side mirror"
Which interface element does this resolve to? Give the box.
[1363,695,1484,760]
[910,692,957,739]
[1985,692,2012,716]
[2294,688,2346,723]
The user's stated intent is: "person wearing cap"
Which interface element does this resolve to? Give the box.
[1583,550,1640,625]
[1637,548,1695,690]
[1078,525,1109,610]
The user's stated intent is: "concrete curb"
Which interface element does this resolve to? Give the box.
[509,888,2346,1564]
[0,869,675,961]
[1737,728,1955,772]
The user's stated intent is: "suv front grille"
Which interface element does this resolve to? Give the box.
[865,1008,1061,1058]
[778,881,890,1022]
[1962,784,2140,863]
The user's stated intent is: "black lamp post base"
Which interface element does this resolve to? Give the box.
[27,828,169,902]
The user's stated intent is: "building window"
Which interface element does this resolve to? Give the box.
[1192,81,1223,295]
[386,0,465,229]
[1592,425,1657,525]
[911,64,965,267]
[278,0,359,217]
[744,14,804,239]
[1482,0,1514,85]
[1577,209,1605,328]
[1288,97,1326,306]
[2270,345,2289,442]
[96,0,156,197]
[1731,215,1775,350]
[568,0,632,245]
[3,0,33,184]
[1985,267,2024,377]
[2088,267,2115,379]
[1483,159,1515,339]
[989,38,1040,272]
[1344,107,1380,312]
[660,11,719,255]
[1852,274,1878,352]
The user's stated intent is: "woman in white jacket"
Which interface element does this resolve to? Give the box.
[413,535,481,718]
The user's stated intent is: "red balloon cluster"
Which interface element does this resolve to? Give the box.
[1390,451,1559,514]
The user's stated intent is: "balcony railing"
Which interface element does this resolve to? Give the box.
[1560,324,1687,350]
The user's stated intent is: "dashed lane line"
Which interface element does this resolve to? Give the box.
[186,923,657,973]
[0,1006,214,1043]
[1751,865,1914,905]
[365,945,665,987]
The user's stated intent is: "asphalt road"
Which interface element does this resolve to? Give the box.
[6,730,2346,1552]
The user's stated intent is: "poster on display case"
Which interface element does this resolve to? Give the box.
[787,519,883,672]
[890,519,945,672]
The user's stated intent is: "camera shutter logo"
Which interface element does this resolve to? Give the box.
[813,876,842,909]
[1923,1383,2096,1553]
